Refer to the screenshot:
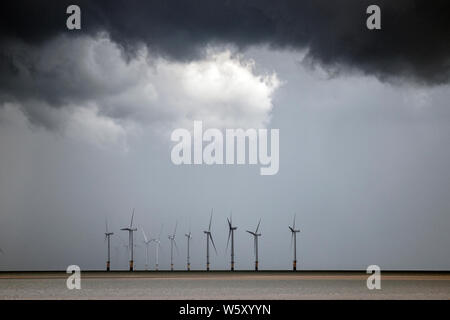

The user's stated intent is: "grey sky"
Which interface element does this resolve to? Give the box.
[1,1,450,271]
[1,43,450,271]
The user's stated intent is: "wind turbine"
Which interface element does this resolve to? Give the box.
[289,215,301,271]
[226,212,237,271]
[104,218,114,271]
[185,228,192,271]
[150,224,163,270]
[246,219,261,271]
[121,208,138,271]
[168,222,178,271]
[204,210,217,271]
[142,228,151,271]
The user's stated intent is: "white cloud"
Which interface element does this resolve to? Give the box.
[64,105,128,150]
[155,50,280,130]
[3,35,281,146]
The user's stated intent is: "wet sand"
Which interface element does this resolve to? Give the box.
[0,271,449,299]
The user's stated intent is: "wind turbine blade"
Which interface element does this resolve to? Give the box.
[142,229,148,243]
[227,217,231,229]
[289,226,294,232]
[105,218,108,233]
[210,234,217,254]
[226,229,231,252]
[256,218,261,233]
[130,208,135,228]
[208,210,213,231]
[173,221,177,237]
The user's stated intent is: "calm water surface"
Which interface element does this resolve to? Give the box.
[1,276,449,299]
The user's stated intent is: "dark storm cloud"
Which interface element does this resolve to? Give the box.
[1,0,450,85]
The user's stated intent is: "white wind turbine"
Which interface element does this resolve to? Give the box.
[204,210,217,271]
[246,219,262,271]
[150,224,163,271]
[104,218,114,271]
[185,227,192,271]
[168,222,178,271]
[289,214,301,271]
[226,212,237,271]
[120,208,138,271]
[142,228,151,271]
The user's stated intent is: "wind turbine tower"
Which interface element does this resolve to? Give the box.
[168,222,178,271]
[150,224,163,271]
[246,219,262,271]
[289,215,301,271]
[204,210,217,271]
[142,229,151,271]
[185,230,192,271]
[121,209,138,271]
[105,219,114,271]
[226,213,237,271]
